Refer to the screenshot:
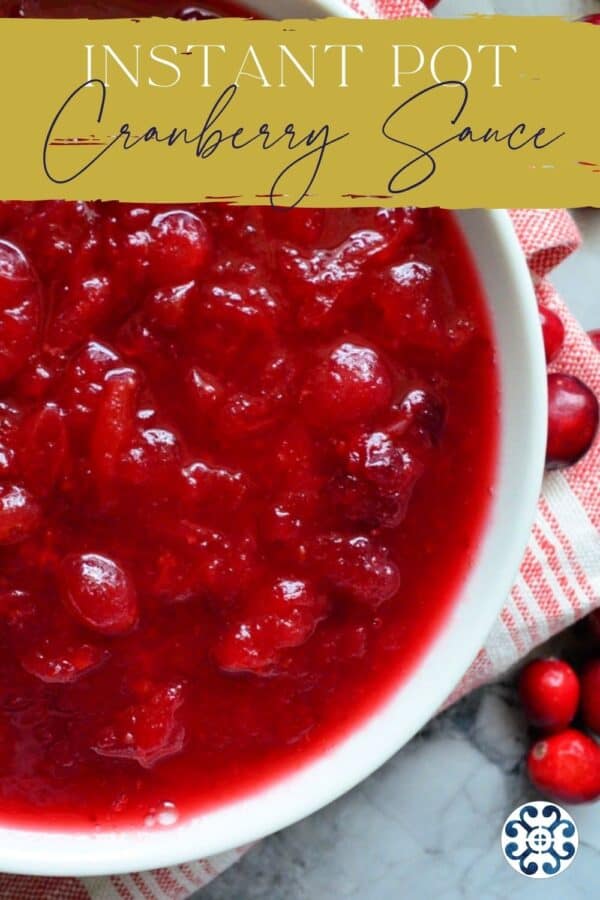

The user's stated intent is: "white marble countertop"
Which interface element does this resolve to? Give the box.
[200,2,600,896]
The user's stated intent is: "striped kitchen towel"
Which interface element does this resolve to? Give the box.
[2,1,598,897]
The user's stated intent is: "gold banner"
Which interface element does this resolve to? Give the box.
[3,15,599,206]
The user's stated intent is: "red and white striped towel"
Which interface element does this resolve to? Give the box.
[2,1,598,896]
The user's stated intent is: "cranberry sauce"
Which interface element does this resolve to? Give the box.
[0,201,498,830]
[0,1,499,831]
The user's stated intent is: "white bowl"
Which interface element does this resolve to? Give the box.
[0,2,547,878]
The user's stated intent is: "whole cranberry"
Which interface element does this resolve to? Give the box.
[580,14,600,25]
[581,660,600,734]
[301,342,392,427]
[518,658,580,732]
[60,553,138,636]
[146,210,210,286]
[527,729,600,803]
[539,306,565,363]
[589,329,600,353]
[546,374,599,469]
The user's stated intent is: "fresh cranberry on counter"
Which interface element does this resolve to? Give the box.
[527,729,600,803]
[518,658,580,733]
[546,374,599,469]
[539,306,565,363]
[579,14,600,25]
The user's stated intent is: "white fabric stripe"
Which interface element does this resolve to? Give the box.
[544,473,600,596]
[357,0,379,15]
[481,615,517,673]
[82,875,123,900]
[536,504,592,612]
[514,569,551,643]
[119,874,148,900]
[505,592,528,645]
[137,872,170,900]
[529,524,579,618]
[169,866,200,893]
[509,577,540,645]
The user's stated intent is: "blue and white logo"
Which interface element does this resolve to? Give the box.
[501,801,578,878]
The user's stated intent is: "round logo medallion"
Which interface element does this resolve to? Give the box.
[501,801,578,878]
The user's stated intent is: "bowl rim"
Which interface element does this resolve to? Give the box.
[0,3,548,879]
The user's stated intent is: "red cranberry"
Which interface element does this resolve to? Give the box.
[93,683,185,768]
[49,273,114,352]
[20,639,108,684]
[0,484,41,545]
[145,281,196,332]
[19,403,67,497]
[199,280,281,336]
[589,329,600,352]
[539,306,565,363]
[546,374,599,469]
[301,342,392,427]
[216,577,326,675]
[340,430,424,527]
[181,460,247,511]
[518,658,580,733]
[90,367,139,487]
[60,553,138,636]
[314,533,401,607]
[391,388,446,447]
[146,210,210,286]
[580,14,600,25]
[422,0,440,7]
[527,729,600,803]
[59,340,121,432]
[281,230,392,331]
[0,240,41,384]
[119,427,181,491]
[580,660,600,734]
[250,576,326,620]
[371,260,454,351]
[0,402,22,477]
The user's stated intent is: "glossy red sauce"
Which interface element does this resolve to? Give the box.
[0,0,498,831]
